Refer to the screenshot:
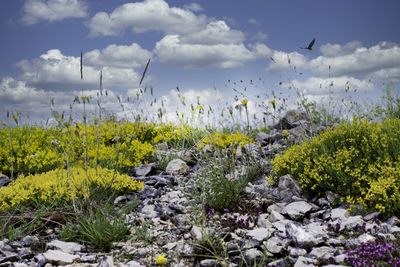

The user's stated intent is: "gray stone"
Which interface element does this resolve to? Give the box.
[257,213,274,229]
[269,210,285,223]
[244,248,262,264]
[165,159,188,175]
[246,228,271,242]
[281,201,313,220]
[289,247,307,257]
[42,250,79,265]
[285,222,326,248]
[46,240,84,254]
[141,204,158,218]
[267,258,290,267]
[387,216,400,226]
[278,175,302,197]
[294,256,317,267]
[330,208,349,220]
[363,211,380,221]
[264,236,289,254]
[97,255,114,267]
[336,215,365,230]
[272,219,293,234]
[309,246,336,260]
[199,259,218,267]
[0,174,11,187]
[134,164,154,177]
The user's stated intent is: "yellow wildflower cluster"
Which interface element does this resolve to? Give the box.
[0,166,144,211]
[198,131,253,151]
[0,121,156,176]
[271,117,400,217]
[152,122,203,148]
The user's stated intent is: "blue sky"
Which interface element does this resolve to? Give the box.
[1,0,400,126]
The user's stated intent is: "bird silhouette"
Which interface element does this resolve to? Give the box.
[300,38,316,50]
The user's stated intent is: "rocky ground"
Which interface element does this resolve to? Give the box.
[1,111,399,267]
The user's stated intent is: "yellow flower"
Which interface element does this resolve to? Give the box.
[241,99,248,106]
[155,255,167,265]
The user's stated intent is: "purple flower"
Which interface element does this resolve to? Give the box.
[223,208,229,213]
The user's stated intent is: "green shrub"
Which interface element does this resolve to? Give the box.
[0,166,144,211]
[271,117,400,217]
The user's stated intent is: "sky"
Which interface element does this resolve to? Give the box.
[1,0,400,127]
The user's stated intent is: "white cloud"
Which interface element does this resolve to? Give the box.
[84,43,152,69]
[22,0,87,25]
[155,35,271,68]
[248,18,258,25]
[320,41,363,57]
[282,76,374,95]
[183,2,203,12]
[87,0,208,36]
[16,49,144,91]
[309,41,400,78]
[252,31,268,41]
[181,21,245,45]
[266,51,308,72]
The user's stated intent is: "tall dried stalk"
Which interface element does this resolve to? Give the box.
[139,58,150,87]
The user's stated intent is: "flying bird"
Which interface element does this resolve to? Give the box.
[300,38,316,51]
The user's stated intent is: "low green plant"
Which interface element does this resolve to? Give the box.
[132,219,154,243]
[271,117,400,218]
[71,204,130,251]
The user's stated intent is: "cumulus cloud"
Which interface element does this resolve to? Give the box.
[0,76,139,124]
[16,48,147,91]
[183,2,203,12]
[309,41,400,79]
[84,43,152,69]
[282,76,374,95]
[180,21,245,45]
[266,51,308,72]
[87,0,208,36]
[320,41,363,57]
[22,0,87,25]
[248,18,258,25]
[155,35,271,68]
[252,31,268,41]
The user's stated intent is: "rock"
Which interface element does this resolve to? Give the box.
[46,240,84,254]
[165,159,188,175]
[363,211,380,221]
[42,250,79,265]
[293,256,317,267]
[191,225,204,241]
[264,236,289,254]
[134,164,155,177]
[335,215,365,231]
[309,246,336,260]
[0,174,11,187]
[273,110,309,130]
[330,208,349,220]
[140,204,158,218]
[243,248,262,265]
[387,216,400,226]
[97,255,114,267]
[199,259,218,267]
[281,201,313,220]
[277,174,303,200]
[285,222,326,248]
[269,210,286,223]
[289,247,307,257]
[246,228,271,242]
